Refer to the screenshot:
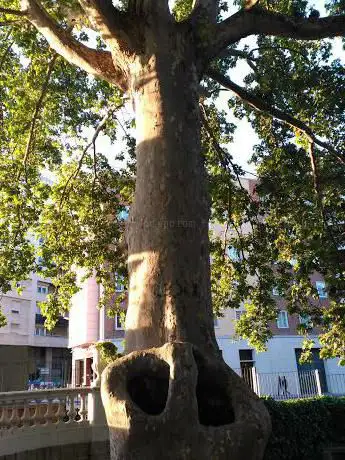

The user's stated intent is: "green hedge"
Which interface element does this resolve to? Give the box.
[263,397,345,460]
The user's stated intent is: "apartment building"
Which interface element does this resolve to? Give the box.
[216,286,342,395]
[0,273,70,391]
[69,274,125,387]
[68,270,344,394]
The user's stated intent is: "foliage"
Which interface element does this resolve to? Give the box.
[264,397,345,460]
[95,341,121,365]
[0,0,344,364]
[0,309,7,327]
[0,5,135,326]
[172,0,194,21]
[205,5,345,359]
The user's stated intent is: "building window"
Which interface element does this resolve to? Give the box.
[115,274,125,292]
[214,317,219,328]
[34,326,54,336]
[16,282,21,288]
[239,349,253,362]
[277,310,289,329]
[11,322,19,328]
[316,281,327,299]
[235,310,244,321]
[299,314,313,327]
[35,326,45,336]
[290,258,298,267]
[117,207,129,221]
[11,309,19,314]
[227,246,242,262]
[37,284,48,294]
[115,314,124,330]
[272,287,280,296]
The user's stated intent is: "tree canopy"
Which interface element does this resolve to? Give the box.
[0,0,344,360]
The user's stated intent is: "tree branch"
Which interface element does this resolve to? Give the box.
[308,141,321,200]
[200,103,255,204]
[59,104,119,207]
[0,34,13,72]
[0,20,24,27]
[208,7,345,60]
[92,140,98,185]
[216,48,258,71]
[219,48,257,61]
[22,53,58,176]
[207,68,345,166]
[0,7,27,16]
[247,44,309,62]
[308,141,342,262]
[21,0,127,90]
[200,103,265,285]
[78,0,136,54]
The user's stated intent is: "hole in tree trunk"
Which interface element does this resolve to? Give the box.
[193,350,235,426]
[127,356,169,415]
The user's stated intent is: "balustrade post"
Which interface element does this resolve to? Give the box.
[9,400,20,428]
[88,388,106,426]
[44,398,55,425]
[32,398,43,426]
[55,396,67,424]
[88,387,108,445]
[21,400,31,427]
[0,405,9,428]
[66,393,77,423]
[79,392,88,422]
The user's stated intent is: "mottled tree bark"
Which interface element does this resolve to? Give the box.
[125,22,217,356]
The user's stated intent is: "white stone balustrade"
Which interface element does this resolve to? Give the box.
[0,387,108,457]
[0,388,90,429]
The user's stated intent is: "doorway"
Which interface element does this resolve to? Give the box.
[239,349,255,391]
[295,348,328,395]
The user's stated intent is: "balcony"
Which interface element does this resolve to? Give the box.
[33,315,68,347]
[35,314,68,328]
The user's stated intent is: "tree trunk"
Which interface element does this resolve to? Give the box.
[101,11,271,459]
[125,30,217,357]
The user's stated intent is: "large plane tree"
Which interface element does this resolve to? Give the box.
[0,0,344,458]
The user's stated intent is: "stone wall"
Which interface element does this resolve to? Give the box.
[0,441,109,460]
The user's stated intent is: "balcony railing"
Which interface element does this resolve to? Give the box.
[0,387,108,457]
[0,387,90,429]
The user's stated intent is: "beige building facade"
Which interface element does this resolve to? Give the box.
[0,273,70,391]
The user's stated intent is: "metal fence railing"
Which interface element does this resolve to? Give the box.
[234,367,345,400]
[325,373,345,396]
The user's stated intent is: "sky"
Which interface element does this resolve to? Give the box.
[93,0,345,177]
